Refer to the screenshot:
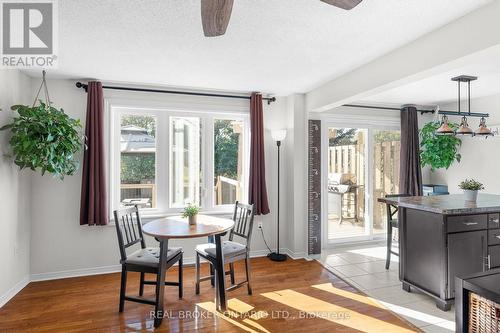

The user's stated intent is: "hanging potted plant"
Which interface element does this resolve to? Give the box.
[420,121,462,170]
[459,179,484,202]
[182,203,200,225]
[0,72,84,180]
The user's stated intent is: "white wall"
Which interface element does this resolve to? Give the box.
[286,95,308,256]
[29,79,293,278]
[430,93,500,193]
[0,70,32,305]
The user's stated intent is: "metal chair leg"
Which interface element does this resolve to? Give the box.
[229,263,235,285]
[119,266,127,312]
[139,272,145,296]
[178,255,183,299]
[195,253,201,295]
[386,224,393,270]
[244,257,252,295]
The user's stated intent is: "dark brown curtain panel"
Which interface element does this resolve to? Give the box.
[80,81,108,225]
[399,106,423,196]
[249,92,270,215]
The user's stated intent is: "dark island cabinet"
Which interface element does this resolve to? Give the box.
[400,209,500,311]
[490,245,500,268]
[378,194,500,312]
[447,230,487,298]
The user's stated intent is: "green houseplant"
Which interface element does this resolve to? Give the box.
[182,203,200,225]
[420,121,462,170]
[459,179,484,202]
[0,102,84,180]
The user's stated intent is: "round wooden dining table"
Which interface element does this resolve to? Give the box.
[143,214,234,327]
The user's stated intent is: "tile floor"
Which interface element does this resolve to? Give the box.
[318,241,455,333]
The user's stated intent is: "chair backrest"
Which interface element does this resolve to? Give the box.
[229,201,255,248]
[384,194,411,220]
[114,205,146,261]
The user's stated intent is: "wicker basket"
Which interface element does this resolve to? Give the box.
[469,292,500,332]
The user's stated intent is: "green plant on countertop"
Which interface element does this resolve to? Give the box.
[182,203,200,218]
[420,121,462,170]
[459,179,484,191]
[0,102,84,180]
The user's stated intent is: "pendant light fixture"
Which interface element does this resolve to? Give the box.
[475,117,493,137]
[436,115,455,135]
[435,75,493,138]
[456,116,473,135]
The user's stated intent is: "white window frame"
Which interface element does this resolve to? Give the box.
[108,100,250,219]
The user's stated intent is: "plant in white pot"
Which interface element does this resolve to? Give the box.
[459,179,484,202]
[182,203,200,225]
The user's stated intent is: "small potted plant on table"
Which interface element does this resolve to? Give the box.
[459,179,484,202]
[182,203,200,225]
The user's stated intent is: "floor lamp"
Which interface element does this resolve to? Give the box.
[268,129,287,262]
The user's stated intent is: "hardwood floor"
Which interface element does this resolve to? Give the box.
[0,258,421,332]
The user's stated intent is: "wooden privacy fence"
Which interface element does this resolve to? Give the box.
[328,140,400,228]
[373,140,400,228]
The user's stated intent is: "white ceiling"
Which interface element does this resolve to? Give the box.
[25,0,492,95]
[360,45,500,106]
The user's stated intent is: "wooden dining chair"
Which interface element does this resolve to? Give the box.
[195,202,255,295]
[384,194,411,270]
[114,206,183,312]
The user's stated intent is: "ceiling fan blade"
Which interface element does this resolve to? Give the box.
[320,0,362,10]
[201,0,234,37]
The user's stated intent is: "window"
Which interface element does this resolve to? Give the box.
[120,114,157,209]
[110,106,249,215]
[213,119,245,206]
[169,116,201,207]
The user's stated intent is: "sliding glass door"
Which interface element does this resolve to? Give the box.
[327,128,367,240]
[372,130,401,235]
[324,125,400,244]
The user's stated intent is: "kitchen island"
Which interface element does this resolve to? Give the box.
[379,194,500,311]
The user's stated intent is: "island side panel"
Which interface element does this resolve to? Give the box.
[401,208,446,299]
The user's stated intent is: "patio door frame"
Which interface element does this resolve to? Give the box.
[319,113,400,247]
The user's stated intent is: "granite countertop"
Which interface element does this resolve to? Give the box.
[378,194,500,215]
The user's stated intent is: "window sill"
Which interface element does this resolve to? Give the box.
[107,209,233,226]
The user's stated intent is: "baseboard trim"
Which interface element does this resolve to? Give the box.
[30,265,123,282]
[0,275,30,308]
[284,248,307,260]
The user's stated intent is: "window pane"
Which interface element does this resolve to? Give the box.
[120,114,157,209]
[372,130,401,235]
[327,128,367,240]
[214,119,244,206]
[170,116,201,207]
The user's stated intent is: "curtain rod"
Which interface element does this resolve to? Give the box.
[75,82,277,104]
[342,104,436,115]
[343,104,490,118]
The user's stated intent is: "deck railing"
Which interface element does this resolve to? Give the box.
[120,183,156,208]
[215,176,240,205]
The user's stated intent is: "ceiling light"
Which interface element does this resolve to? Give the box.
[474,117,493,137]
[436,75,493,138]
[456,116,473,135]
[436,115,455,135]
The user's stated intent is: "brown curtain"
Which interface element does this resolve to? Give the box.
[249,92,270,215]
[399,106,423,196]
[80,81,108,225]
